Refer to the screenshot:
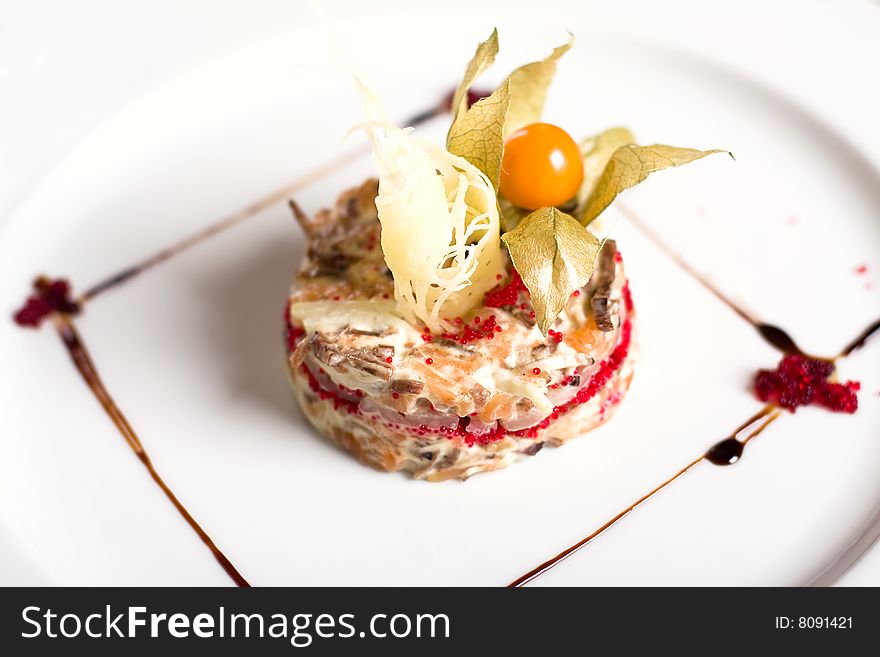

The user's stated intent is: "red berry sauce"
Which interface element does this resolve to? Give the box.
[754,354,860,414]
[13,277,80,328]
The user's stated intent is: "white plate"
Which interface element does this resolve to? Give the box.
[1,3,879,586]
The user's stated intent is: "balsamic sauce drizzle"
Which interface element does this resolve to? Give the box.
[618,204,813,359]
[839,317,880,358]
[619,203,880,362]
[54,314,250,586]
[509,407,781,587]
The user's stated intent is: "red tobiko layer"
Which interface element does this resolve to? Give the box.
[510,283,634,439]
[13,277,80,328]
[483,270,527,308]
[284,300,305,352]
[754,354,860,414]
[290,282,634,447]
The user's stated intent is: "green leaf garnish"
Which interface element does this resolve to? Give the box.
[501,206,600,335]
[580,144,730,226]
[504,35,573,139]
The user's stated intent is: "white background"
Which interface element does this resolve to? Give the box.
[1,0,880,585]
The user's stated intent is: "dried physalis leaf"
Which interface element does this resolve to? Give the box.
[580,144,730,226]
[446,81,511,188]
[576,127,635,207]
[501,206,601,335]
[504,35,573,138]
[449,29,499,129]
[446,30,509,186]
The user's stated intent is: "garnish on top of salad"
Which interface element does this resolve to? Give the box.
[356,29,727,335]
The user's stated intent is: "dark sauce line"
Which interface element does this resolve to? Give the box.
[620,204,880,363]
[618,204,759,325]
[618,204,813,358]
[838,317,880,358]
[53,314,250,587]
[509,406,780,587]
[78,146,366,303]
[77,102,448,305]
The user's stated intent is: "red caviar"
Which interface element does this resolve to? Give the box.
[439,314,500,346]
[283,302,305,351]
[484,270,527,308]
[754,354,860,413]
[13,277,80,328]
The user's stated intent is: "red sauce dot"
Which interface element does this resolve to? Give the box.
[532,367,541,375]
[425,358,434,365]
[391,392,400,399]
[385,356,393,363]
[572,290,581,296]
